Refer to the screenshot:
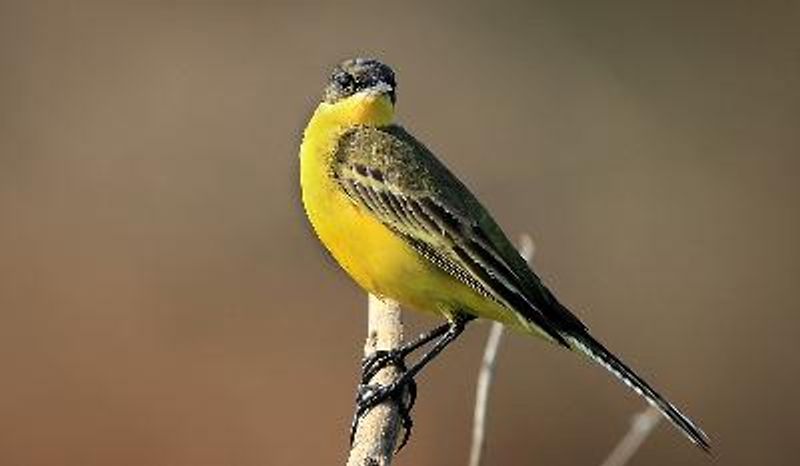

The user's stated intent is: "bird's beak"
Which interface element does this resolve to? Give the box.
[364,82,396,104]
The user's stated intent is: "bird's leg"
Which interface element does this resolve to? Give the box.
[360,321,452,385]
[353,323,451,449]
[351,313,476,450]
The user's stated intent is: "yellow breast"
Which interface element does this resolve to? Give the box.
[300,95,440,307]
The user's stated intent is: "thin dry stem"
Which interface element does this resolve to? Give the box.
[600,405,662,466]
[468,234,535,466]
[346,295,404,466]
[467,321,504,466]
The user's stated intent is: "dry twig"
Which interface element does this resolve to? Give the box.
[468,234,535,466]
[346,295,405,466]
[600,405,662,466]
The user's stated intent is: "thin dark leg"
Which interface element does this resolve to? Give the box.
[399,321,453,355]
[385,313,473,385]
[360,321,452,385]
[350,313,475,450]
[354,323,452,448]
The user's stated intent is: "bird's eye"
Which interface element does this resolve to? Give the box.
[334,71,355,91]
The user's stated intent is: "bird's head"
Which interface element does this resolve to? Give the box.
[318,58,396,126]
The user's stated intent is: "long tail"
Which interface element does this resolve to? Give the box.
[565,331,711,452]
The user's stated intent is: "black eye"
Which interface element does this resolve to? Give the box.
[334,71,355,91]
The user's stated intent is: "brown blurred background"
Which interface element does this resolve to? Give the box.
[1,1,798,465]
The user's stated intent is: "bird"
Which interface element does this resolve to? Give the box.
[298,57,710,452]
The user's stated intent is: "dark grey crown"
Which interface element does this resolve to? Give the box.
[323,58,396,104]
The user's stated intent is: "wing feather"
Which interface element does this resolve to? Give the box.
[333,125,582,344]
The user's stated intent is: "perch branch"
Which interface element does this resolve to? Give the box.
[346,294,405,466]
[468,234,535,466]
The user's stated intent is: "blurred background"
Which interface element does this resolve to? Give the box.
[1,1,798,465]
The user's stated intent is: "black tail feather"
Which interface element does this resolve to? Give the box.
[565,332,711,452]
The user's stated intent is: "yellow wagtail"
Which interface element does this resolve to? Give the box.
[299,58,709,452]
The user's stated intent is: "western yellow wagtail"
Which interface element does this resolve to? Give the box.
[299,58,709,452]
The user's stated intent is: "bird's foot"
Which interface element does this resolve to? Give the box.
[350,350,417,451]
[360,349,408,384]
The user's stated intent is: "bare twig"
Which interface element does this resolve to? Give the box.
[600,406,662,466]
[468,321,504,466]
[468,234,535,466]
[346,294,404,466]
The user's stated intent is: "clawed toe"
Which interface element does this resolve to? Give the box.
[350,352,417,451]
[360,349,406,385]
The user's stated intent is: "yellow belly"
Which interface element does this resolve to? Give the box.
[300,133,448,315]
[302,173,512,321]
